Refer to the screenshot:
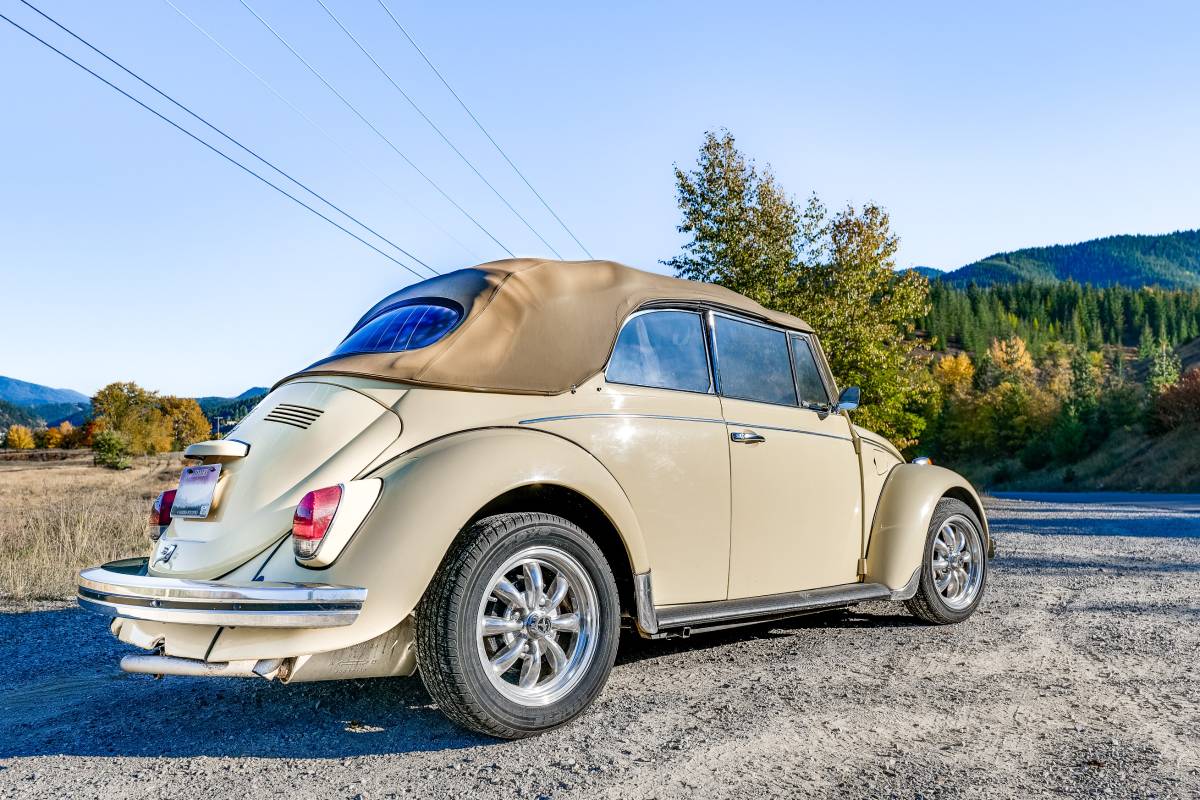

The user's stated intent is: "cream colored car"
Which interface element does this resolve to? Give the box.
[79,258,990,738]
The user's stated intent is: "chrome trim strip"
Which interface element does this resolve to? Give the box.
[77,558,366,629]
[655,582,890,630]
[724,421,854,442]
[519,412,853,443]
[633,571,658,635]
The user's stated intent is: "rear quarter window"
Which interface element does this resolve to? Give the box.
[332,302,461,357]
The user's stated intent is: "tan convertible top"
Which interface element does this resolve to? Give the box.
[281,258,813,395]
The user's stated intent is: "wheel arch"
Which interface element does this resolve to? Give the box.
[468,483,638,619]
[863,464,989,591]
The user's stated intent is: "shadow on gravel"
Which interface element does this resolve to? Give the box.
[615,606,922,666]
[0,604,930,760]
[998,553,1200,575]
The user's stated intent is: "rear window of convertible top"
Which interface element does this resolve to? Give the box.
[331,302,462,357]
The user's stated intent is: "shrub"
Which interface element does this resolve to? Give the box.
[5,425,34,450]
[92,429,132,469]
[1153,370,1200,432]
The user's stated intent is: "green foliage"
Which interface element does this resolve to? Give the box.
[91,429,131,469]
[922,280,1200,357]
[943,229,1200,289]
[0,399,40,430]
[91,382,210,455]
[1148,344,1182,394]
[665,130,934,448]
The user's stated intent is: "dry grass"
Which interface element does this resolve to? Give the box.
[0,452,183,602]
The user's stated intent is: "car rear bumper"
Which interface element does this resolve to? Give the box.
[77,557,367,629]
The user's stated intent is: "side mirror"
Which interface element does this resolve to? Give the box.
[835,386,860,413]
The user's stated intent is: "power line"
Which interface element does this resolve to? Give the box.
[237,0,516,258]
[376,0,594,259]
[17,0,436,277]
[0,10,427,279]
[313,0,563,259]
[161,0,480,263]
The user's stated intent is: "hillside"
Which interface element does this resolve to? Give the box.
[0,376,88,407]
[942,229,1200,289]
[0,400,41,429]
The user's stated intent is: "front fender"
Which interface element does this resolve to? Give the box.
[863,464,989,591]
[209,427,648,662]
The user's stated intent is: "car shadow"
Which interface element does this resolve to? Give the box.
[0,604,925,760]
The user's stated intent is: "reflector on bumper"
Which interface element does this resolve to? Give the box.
[77,557,366,628]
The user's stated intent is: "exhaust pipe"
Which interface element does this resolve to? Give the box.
[120,654,283,679]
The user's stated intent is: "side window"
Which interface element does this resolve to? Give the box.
[789,335,832,407]
[605,310,712,393]
[713,316,797,406]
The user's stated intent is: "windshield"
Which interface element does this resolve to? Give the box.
[331,302,462,357]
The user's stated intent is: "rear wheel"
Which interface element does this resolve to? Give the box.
[905,498,987,624]
[415,512,620,738]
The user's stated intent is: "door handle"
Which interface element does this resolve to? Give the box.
[731,430,766,444]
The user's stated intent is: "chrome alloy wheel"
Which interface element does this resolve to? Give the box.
[930,513,984,611]
[475,546,599,706]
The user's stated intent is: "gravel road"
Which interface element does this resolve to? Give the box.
[1,494,1197,799]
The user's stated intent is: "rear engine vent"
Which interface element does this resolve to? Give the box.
[264,403,324,430]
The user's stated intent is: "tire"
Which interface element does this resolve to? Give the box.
[905,497,987,625]
[415,512,621,739]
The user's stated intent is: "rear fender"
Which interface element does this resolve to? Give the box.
[863,464,989,591]
[208,427,647,662]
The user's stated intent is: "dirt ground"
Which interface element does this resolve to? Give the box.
[0,493,1196,799]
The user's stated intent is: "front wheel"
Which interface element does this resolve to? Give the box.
[905,498,987,624]
[415,512,620,738]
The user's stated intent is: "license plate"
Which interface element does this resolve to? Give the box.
[172,464,222,519]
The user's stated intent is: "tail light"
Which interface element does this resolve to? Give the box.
[149,489,176,541]
[293,485,342,559]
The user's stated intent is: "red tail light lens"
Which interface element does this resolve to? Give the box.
[293,485,342,559]
[149,489,176,541]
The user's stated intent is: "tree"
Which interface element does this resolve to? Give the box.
[665,130,935,448]
[663,129,803,310]
[92,428,132,469]
[1148,343,1182,394]
[789,202,934,447]
[5,425,34,450]
[91,381,173,455]
[159,396,212,450]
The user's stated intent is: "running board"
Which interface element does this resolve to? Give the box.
[634,576,891,638]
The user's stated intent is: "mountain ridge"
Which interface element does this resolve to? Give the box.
[939,229,1200,289]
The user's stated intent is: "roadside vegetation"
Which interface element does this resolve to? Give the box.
[0,453,182,602]
[667,130,1200,487]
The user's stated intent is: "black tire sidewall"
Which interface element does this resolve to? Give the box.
[449,517,620,735]
[915,498,987,623]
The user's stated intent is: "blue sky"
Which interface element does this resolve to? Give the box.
[2,1,1199,396]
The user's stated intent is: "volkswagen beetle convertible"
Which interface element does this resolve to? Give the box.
[78,258,990,738]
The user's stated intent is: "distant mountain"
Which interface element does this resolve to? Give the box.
[0,399,41,429]
[940,230,1200,289]
[0,376,89,407]
[200,389,268,435]
[32,402,91,427]
[195,387,269,413]
[910,266,945,280]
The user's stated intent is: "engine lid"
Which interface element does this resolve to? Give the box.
[151,380,402,579]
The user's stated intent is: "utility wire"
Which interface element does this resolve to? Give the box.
[237,0,515,257]
[0,11,427,279]
[16,0,435,277]
[161,0,480,263]
[313,0,563,259]
[376,0,593,259]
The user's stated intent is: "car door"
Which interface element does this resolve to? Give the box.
[582,308,731,605]
[711,313,863,598]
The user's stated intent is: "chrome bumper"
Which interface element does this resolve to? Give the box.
[77,557,367,629]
